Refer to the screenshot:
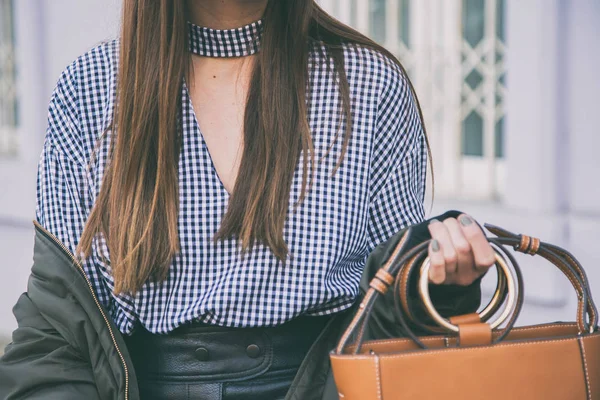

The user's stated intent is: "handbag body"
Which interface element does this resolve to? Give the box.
[330,223,600,399]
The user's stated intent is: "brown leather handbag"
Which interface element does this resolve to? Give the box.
[330,223,600,399]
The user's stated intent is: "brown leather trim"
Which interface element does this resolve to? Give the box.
[582,335,600,398]
[375,269,394,286]
[528,237,541,255]
[330,355,381,399]
[379,335,586,359]
[518,235,531,252]
[578,336,592,400]
[335,292,374,354]
[449,313,481,325]
[343,322,583,354]
[458,323,492,347]
[375,354,382,400]
[382,229,411,273]
[369,278,388,294]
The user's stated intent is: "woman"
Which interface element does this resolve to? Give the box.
[0,1,495,399]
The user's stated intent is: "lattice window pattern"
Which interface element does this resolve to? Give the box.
[319,0,507,199]
[461,0,506,159]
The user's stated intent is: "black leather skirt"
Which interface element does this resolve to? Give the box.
[123,314,333,400]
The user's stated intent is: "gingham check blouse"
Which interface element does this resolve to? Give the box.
[35,17,427,334]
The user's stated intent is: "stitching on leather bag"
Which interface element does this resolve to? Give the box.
[345,323,580,352]
[578,337,592,400]
[579,297,585,334]
[374,354,382,400]
[348,336,443,348]
[503,323,577,333]
[381,336,591,359]
[333,336,588,363]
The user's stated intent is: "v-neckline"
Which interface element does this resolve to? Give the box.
[182,77,232,200]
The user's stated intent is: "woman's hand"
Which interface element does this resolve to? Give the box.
[427,214,495,286]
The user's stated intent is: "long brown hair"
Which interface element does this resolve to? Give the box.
[76,0,433,295]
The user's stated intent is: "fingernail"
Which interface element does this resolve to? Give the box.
[429,218,440,225]
[431,239,440,252]
[459,215,473,226]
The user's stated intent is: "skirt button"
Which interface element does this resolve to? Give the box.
[195,347,210,361]
[246,344,261,358]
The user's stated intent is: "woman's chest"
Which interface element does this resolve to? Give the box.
[185,56,256,195]
[177,66,378,261]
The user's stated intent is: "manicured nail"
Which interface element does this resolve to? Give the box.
[431,239,440,252]
[429,218,440,225]
[459,215,473,226]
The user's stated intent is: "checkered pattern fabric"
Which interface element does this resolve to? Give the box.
[188,19,262,57]
[35,17,427,334]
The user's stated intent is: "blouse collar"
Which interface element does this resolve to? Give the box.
[187,18,264,58]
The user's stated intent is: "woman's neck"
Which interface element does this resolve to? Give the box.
[188,0,268,29]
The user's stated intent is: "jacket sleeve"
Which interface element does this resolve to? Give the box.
[0,61,102,400]
[0,294,101,400]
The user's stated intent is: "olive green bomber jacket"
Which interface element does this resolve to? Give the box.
[0,210,482,400]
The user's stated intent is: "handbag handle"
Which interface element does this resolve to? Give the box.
[333,224,598,355]
[417,250,517,332]
[484,224,598,331]
[393,245,510,335]
[396,224,598,336]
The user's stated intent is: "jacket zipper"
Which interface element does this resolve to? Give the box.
[32,219,129,400]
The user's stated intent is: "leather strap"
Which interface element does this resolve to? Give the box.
[450,313,481,325]
[485,224,598,332]
[458,323,492,347]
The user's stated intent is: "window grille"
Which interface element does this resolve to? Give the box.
[320,0,507,199]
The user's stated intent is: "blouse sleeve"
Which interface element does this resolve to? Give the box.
[366,60,427,254]
[35,61,111,306]
[36,61,87,251]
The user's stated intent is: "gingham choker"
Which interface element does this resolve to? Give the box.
[187,18,263,57]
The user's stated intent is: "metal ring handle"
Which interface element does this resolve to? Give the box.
[418,252,517,333]
[399,257,507,334]
[478,250,509,322]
